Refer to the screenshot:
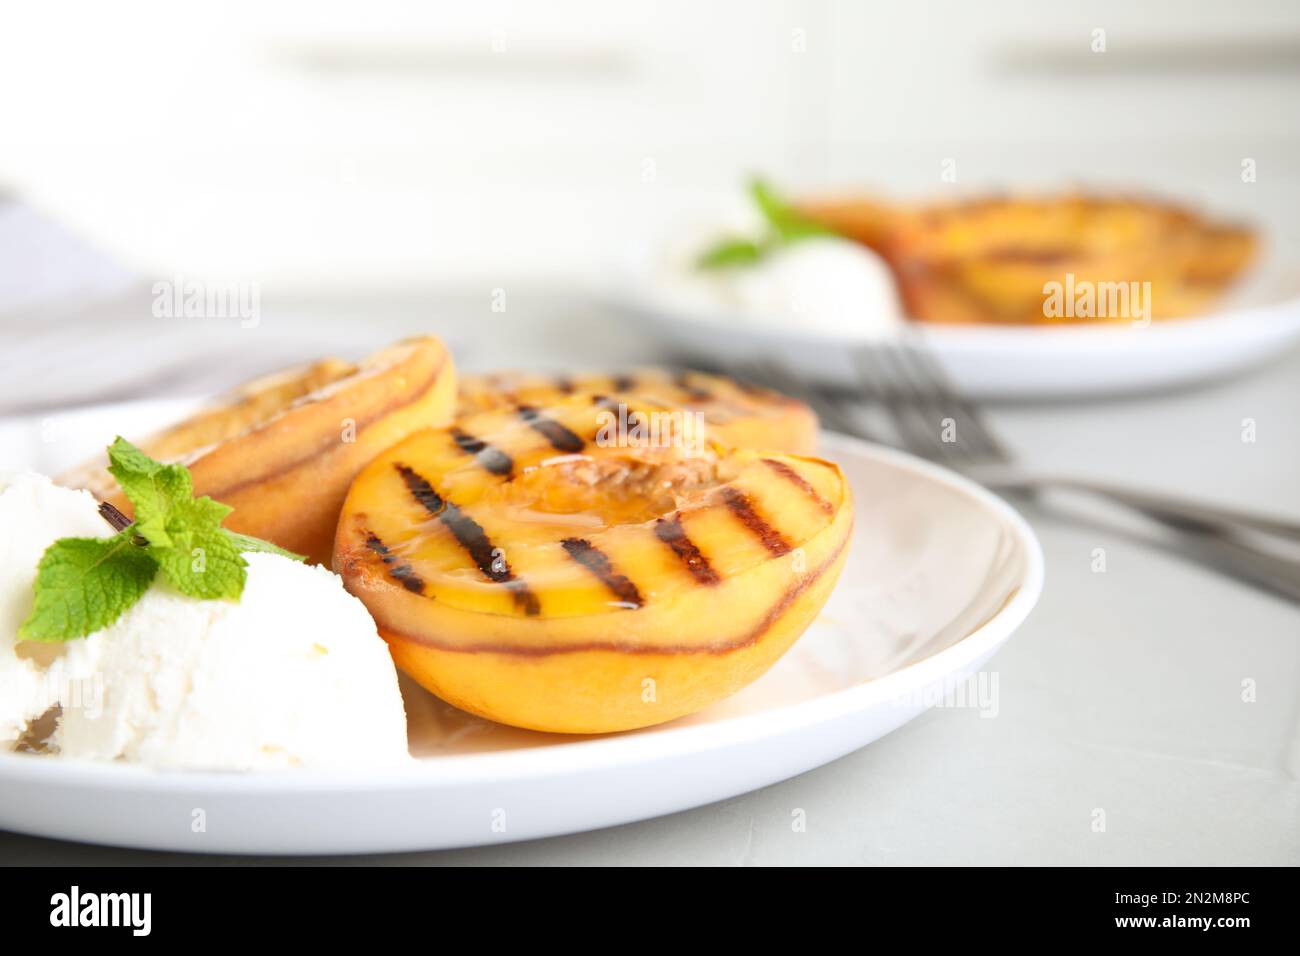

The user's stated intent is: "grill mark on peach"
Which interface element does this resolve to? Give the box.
[761,458,833,513]
[590,394,645,441]
[719,486,792,556]
[591,394,625,421]
[517,404,586,453]
[450,427,513,477]
[553,375,575,394]
[590,394,620,443]
[654,515,720,586]
[673,372,712,401]
[395,463,541,616]
[560,538,643,609]
[733,378,799,406]
[377,528,852,657]
[612,373,636,392]
[363,532,425,594]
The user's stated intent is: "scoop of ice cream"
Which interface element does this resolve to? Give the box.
[0,472,109,746]
[668,235,906,340]
[730,238,904,337]
[56,551,410,770]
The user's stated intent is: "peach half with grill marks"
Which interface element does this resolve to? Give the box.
[64,336,457,565]
[458,368,820,456]
[334,394,852,733]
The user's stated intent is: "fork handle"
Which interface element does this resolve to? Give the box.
[1175,532,1300,604]
[976,469,1300,542]
[982,470,1300,602]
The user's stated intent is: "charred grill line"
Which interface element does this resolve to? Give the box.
[396,462,446,515]
[517,404,586,453]
[761,458,833,513]
[612,373,636,393]
[364,532,425,594]
[554,375,575,394]
[561,538,644,609]
[654,515,721,586]
[395,463,541,615]
[673,371,712,402]
[590,393,644,442]
[720,486,792,556]
[377,531,853,658]
[504,580,542,616]
[591,393,620,443]
[451,427,514,477]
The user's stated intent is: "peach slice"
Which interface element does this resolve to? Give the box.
[335,394,852,733]
[458,368,820,455]
[64,336,456,565]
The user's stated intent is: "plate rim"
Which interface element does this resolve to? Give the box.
[0,429,1044,795]
[614,278,1300,349]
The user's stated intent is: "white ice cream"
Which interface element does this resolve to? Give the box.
[56,552,410,770]
[671,236,906,339]
[0,472,109,746]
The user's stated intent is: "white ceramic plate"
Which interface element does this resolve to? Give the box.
[613,246,1300,400]
[0,401,1042,854]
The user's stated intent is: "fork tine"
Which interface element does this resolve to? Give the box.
[897,331,1011,463]
[852,345,948,460]
[885,342,986,466]
[813,386,883,443]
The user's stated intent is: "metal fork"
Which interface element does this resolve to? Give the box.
[739,340,1300,602]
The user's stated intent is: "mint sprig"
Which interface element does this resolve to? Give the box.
[696,178,831,270]
[696,238,765,269]
[19,437,305,642]
[19,534,158,642]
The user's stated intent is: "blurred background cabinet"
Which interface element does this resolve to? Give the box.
[1,0,1297,292]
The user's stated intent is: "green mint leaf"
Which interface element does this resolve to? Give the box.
[224,530,306,562]
[749,178,829,244]
[696,237,767,270]
[106,436,193,548]
[152,496,246,600]
[695,179,831,273]
[105,435,168,481]
[18,533,158,642]
[23,439,289,640]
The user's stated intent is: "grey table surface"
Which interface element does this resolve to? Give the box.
[1,290,1298,866]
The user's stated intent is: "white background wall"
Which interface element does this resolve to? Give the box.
[1,0,1297,291]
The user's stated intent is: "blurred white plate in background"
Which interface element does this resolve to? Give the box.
[0,400,1041,854]
[613,246,1300,400]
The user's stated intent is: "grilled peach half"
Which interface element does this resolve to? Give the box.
[335,395,852,733]
[799,193,1256,325]
[459,368,820,456]
[65,336,456,564]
